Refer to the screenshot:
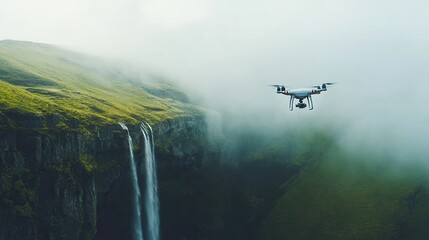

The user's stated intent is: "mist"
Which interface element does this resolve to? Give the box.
[1,0,429,161]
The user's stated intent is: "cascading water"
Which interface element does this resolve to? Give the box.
[140,122,160,240]
[119,122,144,240]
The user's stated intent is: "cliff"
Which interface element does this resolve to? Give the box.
[0,114,212,240]
[0,40,215,239]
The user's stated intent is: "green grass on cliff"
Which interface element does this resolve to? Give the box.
[0,40,201,130]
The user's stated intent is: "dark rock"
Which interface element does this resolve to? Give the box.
[0,112,9,127]
[25,113,45,128]
[154,116,212,167]
[66,117,80,129]
[0,130,97,240]
[47,113,62,127]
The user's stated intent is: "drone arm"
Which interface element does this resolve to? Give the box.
[289,95,295,111]
[307,95,314,110]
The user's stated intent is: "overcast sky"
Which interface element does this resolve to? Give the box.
[1,0,429,157]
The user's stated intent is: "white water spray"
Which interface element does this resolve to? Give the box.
[140,122,160,240]
[119,122,144,240]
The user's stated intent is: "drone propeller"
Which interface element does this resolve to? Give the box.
[270,84,287,92]
[270,85,286,93]
[319,82,336,89]
[308,82,336,90]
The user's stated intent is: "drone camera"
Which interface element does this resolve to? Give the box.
[296,102,307,109]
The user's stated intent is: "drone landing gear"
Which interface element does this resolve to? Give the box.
[307,95,314,110]
[289,96,295,111]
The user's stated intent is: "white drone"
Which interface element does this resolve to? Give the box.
[271,83,335,111]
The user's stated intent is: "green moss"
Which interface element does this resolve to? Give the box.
[55,121,68,129]
[13,203,34,218]
[80,153,97,173]
[0,40,203,132]
[0,168,37,219]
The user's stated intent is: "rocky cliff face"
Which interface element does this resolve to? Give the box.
[0,129,96,240]
[154,116,212,167]
[0,114,215,240]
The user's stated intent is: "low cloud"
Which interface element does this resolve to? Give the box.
[1,0,428,160]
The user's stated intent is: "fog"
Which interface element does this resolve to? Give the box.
[1,0,429,159]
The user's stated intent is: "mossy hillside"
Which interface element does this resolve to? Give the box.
[200,125,429,240]
[260,149,429,240]
[0,40,202,131]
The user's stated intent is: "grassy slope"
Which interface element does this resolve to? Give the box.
[0,40,201,130]
[261,147,429,240]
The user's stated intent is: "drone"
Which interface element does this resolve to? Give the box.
[271,83,335,111]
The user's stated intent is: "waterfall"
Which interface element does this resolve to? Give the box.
[140,122,160,240]
[119,123,144,240]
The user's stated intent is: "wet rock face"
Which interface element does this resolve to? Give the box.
[0,130,97,240]
[0,115,217,240]
[154,116,211,167]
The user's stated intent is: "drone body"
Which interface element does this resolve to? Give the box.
[271,83,335,111]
